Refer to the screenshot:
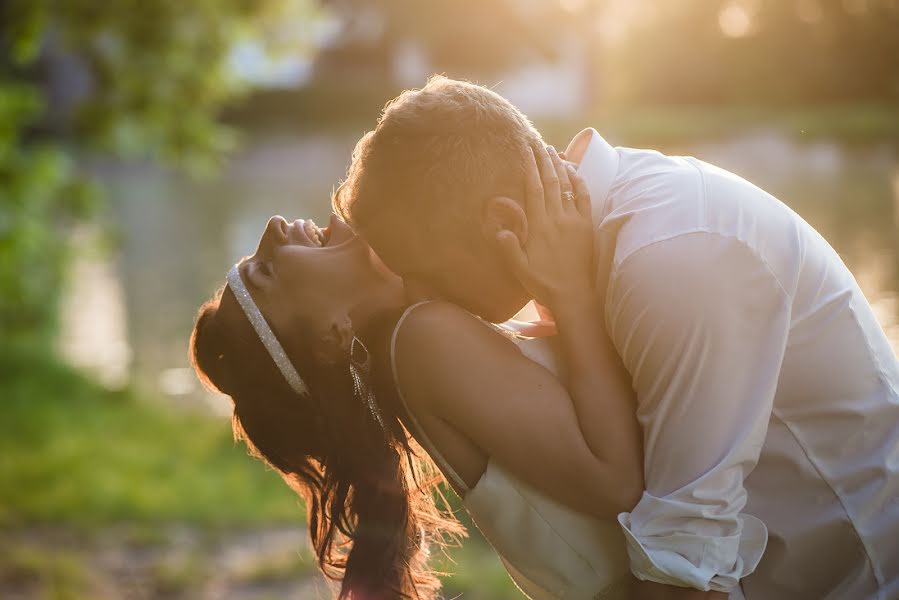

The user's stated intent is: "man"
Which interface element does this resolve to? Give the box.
[334,76,899,599]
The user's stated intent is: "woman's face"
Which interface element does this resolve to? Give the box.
[236,213,403,363]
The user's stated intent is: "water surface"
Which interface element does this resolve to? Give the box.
[60,131,899,411]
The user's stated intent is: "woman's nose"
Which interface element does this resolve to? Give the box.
[253,216,289,258]
[263,216,289,245]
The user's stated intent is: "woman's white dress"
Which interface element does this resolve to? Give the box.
[390,303,632,599]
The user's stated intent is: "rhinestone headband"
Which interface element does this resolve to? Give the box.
[226,265,309,396]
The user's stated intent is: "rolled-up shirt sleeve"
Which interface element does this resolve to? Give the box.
[606,231,789,592]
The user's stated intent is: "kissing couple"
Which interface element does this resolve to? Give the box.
[190,76,899,600]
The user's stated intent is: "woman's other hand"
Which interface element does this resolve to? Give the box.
[496,142,596,314]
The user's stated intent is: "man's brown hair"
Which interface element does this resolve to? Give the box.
[333,75,542,258]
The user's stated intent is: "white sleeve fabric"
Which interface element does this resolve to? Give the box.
[606,232,789,592]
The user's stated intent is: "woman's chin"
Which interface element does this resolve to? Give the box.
[368,247,403,287]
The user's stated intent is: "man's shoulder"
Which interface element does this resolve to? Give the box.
[605,153,798,275]
[615,146,703,186]
[603,151,708,266]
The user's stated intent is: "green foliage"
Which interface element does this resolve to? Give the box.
[4,0,302,166]
[0,345,302,527]
[0,0,302,346]
[0,81,95,345]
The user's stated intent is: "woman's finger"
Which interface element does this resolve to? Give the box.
[534,301,554,322]
[567,164,592,219]
[549,145,573,216]
[523,146,546,217]
[533,142,560,211]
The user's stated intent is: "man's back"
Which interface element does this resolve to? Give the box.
[579,129,899,598]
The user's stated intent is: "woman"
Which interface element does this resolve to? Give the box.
[189,143,642,599]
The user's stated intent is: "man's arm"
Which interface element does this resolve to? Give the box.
[607,231,786,595]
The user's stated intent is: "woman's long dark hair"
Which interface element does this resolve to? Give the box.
[190,285,464,599]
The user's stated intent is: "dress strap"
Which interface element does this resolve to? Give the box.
[390,301,470,494]
[475,316,522,341]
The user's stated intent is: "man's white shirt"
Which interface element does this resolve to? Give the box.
[577,129,899,599]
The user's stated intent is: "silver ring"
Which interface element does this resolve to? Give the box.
[562,191,575,202]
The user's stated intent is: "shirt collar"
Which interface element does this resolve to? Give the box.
[575,128,619,225]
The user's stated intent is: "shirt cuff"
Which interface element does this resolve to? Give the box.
[616,492,768,592]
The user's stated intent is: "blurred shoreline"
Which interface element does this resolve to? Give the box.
[226,85,899,146]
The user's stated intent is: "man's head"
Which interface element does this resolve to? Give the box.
[333,75,542,322]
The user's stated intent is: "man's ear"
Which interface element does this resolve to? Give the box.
[481,195,528,248]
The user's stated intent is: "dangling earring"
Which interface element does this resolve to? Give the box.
[349,336,389,435]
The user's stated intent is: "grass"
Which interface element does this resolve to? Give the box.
[436,542,523,600]
[0,344,303,529]
[0,345,522,597]
[1,545,88,600]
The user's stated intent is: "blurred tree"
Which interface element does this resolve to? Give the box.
[314,0,576,81]
[613,0,899,106]
[0,0,306,346]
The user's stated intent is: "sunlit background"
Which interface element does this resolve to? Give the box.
[3,1,898,598]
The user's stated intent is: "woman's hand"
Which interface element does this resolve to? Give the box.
[497,142,596,315]
[494,144,643,511]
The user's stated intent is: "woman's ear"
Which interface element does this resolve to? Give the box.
[244,259,274,291]
[313,315,353,364]
[481,195,528,248]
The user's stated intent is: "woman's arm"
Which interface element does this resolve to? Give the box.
[497,142,645,514]
[396,141,643,519]
[551,294,643,514]
[393,300,641,519]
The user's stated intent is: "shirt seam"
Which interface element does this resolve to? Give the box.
[769,408,884,588]
[685,156,708,229]
[836,298,898,587]
[850,296,899,403]
[607,227,792,587]
[609,230,793,303]
[608,156,791,301]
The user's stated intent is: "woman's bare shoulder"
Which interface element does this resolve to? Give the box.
[394,301,517,362]
[392,302,520,404]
